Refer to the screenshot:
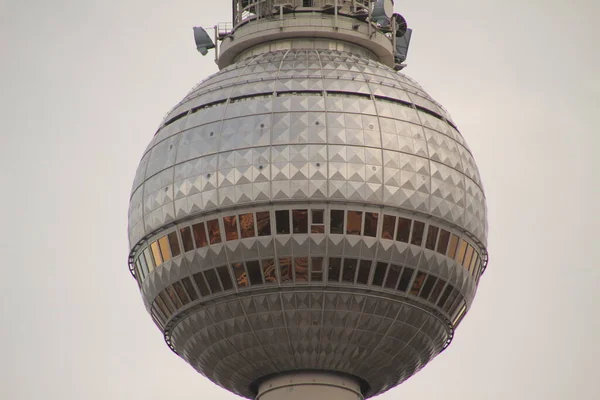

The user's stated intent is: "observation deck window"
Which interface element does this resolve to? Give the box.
[436,229,451,255]
[262,259,277,284]
[372,262,387,287]
[192,222,209,248]
[381,214,396,239]
[172,281,191,305]
[311,209,325,233]
[143,248,155,273]
[455,239,468,265]
[356,260,371,285]
[437,285,453,309]
[204,269,222,294]
[193,272,211,297]
[217,266,234,291]
[447,234,460,259]
[240,213,256,238]
[246,261,263,285]
[150,241,163,266]
[232,262,249,288]
[384,264,402,289]
[158,236,172,262]
[311,257,324,282]
[279,257,292,282]
[330,210,344,234]
[346,211,363,235]
[397,267,414,292]
[207,219,222,244]
[293,209,309,234]
[419,275,437,300]
[275,210,290,234]
[342,258,358,283]
[364,212,379,237]
[295,257,309,282]
[410,271,426,296]
[328,257,342,282]
[180,226,195,252]
[425,225,439,250]
[256,211,271,236]
[410,221,425,246]
[429,279,446,304]
[168,232,181,257]
[224,215,239,241]
[396,217,411,242]
[181,277,199,301]
[166,285,184,309]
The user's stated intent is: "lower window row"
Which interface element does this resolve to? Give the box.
[150,257,466,329]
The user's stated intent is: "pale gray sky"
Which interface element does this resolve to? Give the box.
[1,1,598,399]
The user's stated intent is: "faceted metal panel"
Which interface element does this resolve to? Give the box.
[128,49,488,398]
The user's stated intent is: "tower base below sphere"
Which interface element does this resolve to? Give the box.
[256,372,363,400]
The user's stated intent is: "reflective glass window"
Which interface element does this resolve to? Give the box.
[292,209,308,233]
[231,262,248,288]
[295,257,309,282]
[138,253,149,278]
[455,239,468,264]
[436,229,451,255]
[364,212,378,237]
[239,213,256,238]
[447,234,460,258]
[275,210,290,234]
[204,269,222,294]
[312,209,324,224]
[429,279,446,303]
[463,245,474,270]
[384,264,402,289]
[381,214,396,240]
[223,215,239,241]
[151,303,167,326]
[328,257,341,282]
[437,285,454,309]
[158,236,172,262]
[143,247,155,272]
[409,271,427,295]
[181,277,199,301]
[452,302,467,327]
[470,253,480,276]
[279,257,292,283]
[193,272,210,297]
[372,262,388,286]
[168,232,181,257]
[342,258,358,283]
[311,209,325,233]
[396,217,411,242]
[262,259,277,284]
[157,292,175,316]
[134,260,144,285]
[180,226,195,252]
[217,266,234,291]
[311,257,323,282]
[356,260,371,284]
[419,275,437,299]
[443,288,460,313]
[246,261,263,285]
[192,222,208,248]
[166,285,183,308]
[206,219,222,244]
[397,267,414,292]
[256,211,271,236]
[172,281,191,305]
[150,241,163,266]
[411,221,425,246]
[330,210,344,234]
[425,225,439,250]
[346,211,362,235]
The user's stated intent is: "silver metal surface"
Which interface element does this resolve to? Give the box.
[127,6,488,399]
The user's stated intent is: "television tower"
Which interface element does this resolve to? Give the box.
[128,1,488,399]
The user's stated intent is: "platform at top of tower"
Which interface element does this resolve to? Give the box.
[216,0,407,70]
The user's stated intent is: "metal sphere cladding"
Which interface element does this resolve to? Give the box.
[127,4,488,399]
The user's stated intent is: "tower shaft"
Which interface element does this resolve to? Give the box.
[257,372,363,400]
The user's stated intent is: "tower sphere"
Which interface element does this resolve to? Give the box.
[128,2,488,398]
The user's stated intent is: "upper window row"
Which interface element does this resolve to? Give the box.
[149,256,466,329]
[134,208,483,286]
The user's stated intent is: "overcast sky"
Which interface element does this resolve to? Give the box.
[1,1,598,399]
